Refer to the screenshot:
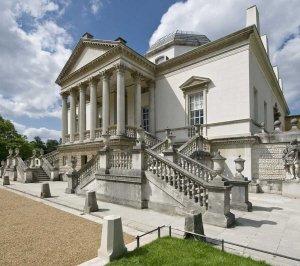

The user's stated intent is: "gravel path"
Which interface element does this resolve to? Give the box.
[0,188,134,266]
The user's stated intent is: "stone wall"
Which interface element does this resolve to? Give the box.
[252,143,286,181]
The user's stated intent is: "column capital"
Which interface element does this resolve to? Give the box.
[60,91,69,98]
[79,82,88,92]
[131,71,143,82]
[88,76,98,86]
[146,79,155,87]
[99,70,112,80]
[114,63,126,74]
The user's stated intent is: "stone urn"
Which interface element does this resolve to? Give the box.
[212,151,226,175]
[234,155,246,180]
[290,117,299,131]
[136,126,145,146]
[274,120,281,132]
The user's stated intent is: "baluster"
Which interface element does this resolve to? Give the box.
[174,171,178,189]
[165,165,169,183]
[169,168,173,186]
[191,181,195,200]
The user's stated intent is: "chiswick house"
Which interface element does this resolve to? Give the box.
[2,6,299,228]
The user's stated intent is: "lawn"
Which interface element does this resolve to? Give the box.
[110,237,269,266]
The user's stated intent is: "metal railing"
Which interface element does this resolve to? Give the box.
[135,225,300,263]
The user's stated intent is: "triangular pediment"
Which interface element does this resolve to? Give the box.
[56,38,119,84]
[179,76,211,92]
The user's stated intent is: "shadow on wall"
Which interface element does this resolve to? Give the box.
[235,217,277,228]
[155,76,215,136]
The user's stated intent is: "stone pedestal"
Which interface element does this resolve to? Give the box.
[203,180,235,228]
[98,215,127,263]
[6,167,17,181]
[162,148,176,163]
[230,180,252,211]
[41,183,51,198]
[65,171,77,194]
[282,180,300,198]
[184,212,205,241]
[2,176,10,185]
[84,191,99,213]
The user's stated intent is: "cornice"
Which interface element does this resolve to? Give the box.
[249,30,290,114]
[57,44,155,86]
[155,26,255,74]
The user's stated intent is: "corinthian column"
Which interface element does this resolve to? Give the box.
[116,64,126,135]
[132,72,142,128]
[79,83,86,142]
[61,93,68,144]
[69,88,76,143]
[101,71,111,135]
[89,78,98,141]
[149,80,156,134]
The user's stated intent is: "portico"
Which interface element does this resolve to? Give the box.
[60,63,156,145]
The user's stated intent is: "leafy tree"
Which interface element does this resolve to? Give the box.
[45,139,59,154]
[0,116,34,161]
[31,136,46,151]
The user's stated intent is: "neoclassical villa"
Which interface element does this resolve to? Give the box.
[1,6,299,227]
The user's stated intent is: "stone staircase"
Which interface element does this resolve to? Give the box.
[32,167,50,182]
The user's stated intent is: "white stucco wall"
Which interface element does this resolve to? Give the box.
[249,50,286,134]
[155,46,251,141]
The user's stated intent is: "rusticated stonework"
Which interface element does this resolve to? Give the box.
[253,143,286,180]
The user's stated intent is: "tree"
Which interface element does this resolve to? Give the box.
[31,136,46,151]
[45,139,59,154]
[0,116,34,161]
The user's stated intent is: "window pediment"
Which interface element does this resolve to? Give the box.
[179,76,211,93]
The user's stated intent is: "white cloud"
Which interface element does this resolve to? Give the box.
[89,0,102,15]
[150,0,300,114]
[0,0,72,119]
[13,120,60,141]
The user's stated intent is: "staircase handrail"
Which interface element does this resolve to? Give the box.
[16,156,28,180]
[176,151,217,182]
[145,149,210,188]
[144,131,161,147]
[76,153,100,188]
[41,157,55,178]
[150,138,169,154]
[177,134,209,156]
[176,151,248,185]
[44,150,59,165]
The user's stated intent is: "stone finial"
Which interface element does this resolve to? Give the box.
[40,182,51,198]
[290,117,299,131]
[40,149,44,156]
[274,120,281,133]
[84,191,99,213]
[15,148,19,156]
[211,151,226,184]
[165,127,171,138]
[8,148,13,156]
[136,126,145,146]
[32,149,37,157]
[98,215,127,262]
[234,155,246,180]
[260,122,266,133]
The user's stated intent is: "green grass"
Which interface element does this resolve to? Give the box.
[109,237,269,266]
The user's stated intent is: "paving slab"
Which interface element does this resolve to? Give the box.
[2,180,300,266]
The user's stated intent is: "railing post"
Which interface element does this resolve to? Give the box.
[99,142,110,174]
[203,177,235,228]
[157,226,161,238]
[169,226,172,237]
[136,236,140,248]
[221,239,224,251]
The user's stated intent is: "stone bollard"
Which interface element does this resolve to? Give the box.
[184,212,205,241]
[98,215,127,263]
[84,191,99,213]
[40,182,51,198]
[2,176,10,185]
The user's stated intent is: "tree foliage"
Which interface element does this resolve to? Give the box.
[0,115,59,161]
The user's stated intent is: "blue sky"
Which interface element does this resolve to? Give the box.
[0,0,299,140]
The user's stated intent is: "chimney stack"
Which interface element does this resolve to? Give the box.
[260,35,269,55]
[246,5,260,34]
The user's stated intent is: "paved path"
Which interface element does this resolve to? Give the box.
[2,181,300,266]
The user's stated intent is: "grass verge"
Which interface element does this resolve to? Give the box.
[109,237,269,266]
